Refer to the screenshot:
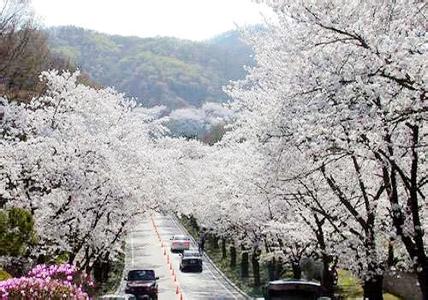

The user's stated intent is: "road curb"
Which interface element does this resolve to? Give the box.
[170,215,251,299]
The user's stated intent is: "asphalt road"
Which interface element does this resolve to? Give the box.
[117,214,248,300]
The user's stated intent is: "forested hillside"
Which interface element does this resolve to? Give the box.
[47,26,254,110]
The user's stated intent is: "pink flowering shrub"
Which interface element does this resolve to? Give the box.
[0,264,94,299]
[27,264,94,290]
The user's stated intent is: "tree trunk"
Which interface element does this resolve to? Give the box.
[387,241,395,267]
[105,261,111,281]
[275,258,283,280]
[291,261,302,280]
[380,127,427,300]
[321,256,336,297]
[210,234,219,250]
[268,257,276,280]
[93,259,103,283]
[189,215,199,232]
[313,215,336,296]
[221,238,227,259]
[95,258,111,283]
[363,275,384,300]
[36,254,46,264]
[230,246,236,268]
[252,249,261,287]
[68,252,76,264]
[416,263,428,300]
[241,251,249,278]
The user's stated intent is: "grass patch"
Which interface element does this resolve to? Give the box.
[0,268,12,281]
[204,246,265,297]
[337,269,402,300]
[383,293,402,300]
[337,269,363,298]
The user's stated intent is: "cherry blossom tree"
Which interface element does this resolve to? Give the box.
[1,71,169,270]
[222,0,427,298]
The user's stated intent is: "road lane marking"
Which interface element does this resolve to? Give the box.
[202,259,238,299]
[185,290,242,295]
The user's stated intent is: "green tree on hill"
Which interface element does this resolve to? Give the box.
[47,26,255,110]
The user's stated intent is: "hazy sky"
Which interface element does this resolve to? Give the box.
[32,0,272,40]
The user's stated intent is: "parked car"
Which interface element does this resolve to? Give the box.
[170,234,191,252]
[124,269,159,300]
[179,249,203,272]
[263,280,330,300]
[99,294,136,300]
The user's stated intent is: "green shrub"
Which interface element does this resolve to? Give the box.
[0,207,37,257]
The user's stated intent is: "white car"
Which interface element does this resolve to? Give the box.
[170,234,191,252]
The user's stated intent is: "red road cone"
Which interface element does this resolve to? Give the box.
[172,269,175,276]
[175,285,179,295]
[174,274,177,282]
[163,248,166,255]
[167,255,170,263]
[169,263,172,270]
[180,292,184,300]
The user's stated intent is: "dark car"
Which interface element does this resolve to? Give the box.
[263,280,330,300]
[179,249,203,272]
[124,269,159,300]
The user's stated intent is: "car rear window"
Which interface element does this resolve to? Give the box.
[127,270,155,281]
[173,235,190,240]
[183,251,200,257]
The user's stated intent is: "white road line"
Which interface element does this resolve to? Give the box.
[178,218,238,299]
[186,291,242,294]
[203,260,238,299]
